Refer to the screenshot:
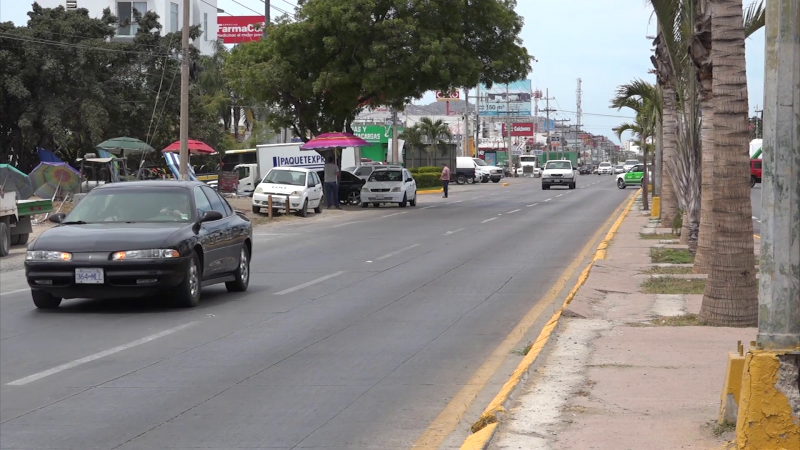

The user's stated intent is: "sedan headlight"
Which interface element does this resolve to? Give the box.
[111,249,180,261]
[291,191,304,196]
[26,251,72,261]
[255,186,264,194]
[391,187,401,192]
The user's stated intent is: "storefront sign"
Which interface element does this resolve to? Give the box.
[217,16,264,44]
[501,122,535,136]
[217,171,239,193]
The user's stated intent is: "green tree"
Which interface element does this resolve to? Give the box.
[418,118,452,166]
[399,125,425,168]
[225,0,532,140]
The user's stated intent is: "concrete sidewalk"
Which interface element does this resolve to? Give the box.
[490,196,757,450]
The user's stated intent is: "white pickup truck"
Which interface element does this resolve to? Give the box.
[0,191,53,257]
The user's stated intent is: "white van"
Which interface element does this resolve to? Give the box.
[456,157,503,184]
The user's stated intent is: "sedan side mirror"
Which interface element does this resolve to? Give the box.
[199,210,223,223]
[406,178,413,183]
[49,213,66,224]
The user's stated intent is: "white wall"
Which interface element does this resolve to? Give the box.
[37,0,217,55]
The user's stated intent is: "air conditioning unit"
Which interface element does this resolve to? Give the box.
[66,0,78,9]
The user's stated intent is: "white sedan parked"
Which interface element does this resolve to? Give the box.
[252,167,323,217]
[361,167,418,208]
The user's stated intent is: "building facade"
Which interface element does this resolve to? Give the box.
[39,0,218,55]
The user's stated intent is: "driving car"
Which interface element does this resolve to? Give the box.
[578,165,592,175]
[613,165,625,174]
[317,169,366,205]
[597,162,614,175]
[623,159,641,172]
[541,160,576,190]
[252,167,323,217]
[473,158,504,183]
[617,163,645,189]
[361,166,417,207]
[24,181,252,309]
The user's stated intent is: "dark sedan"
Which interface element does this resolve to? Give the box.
[578,165,592,175]
[25,181,252,309]
[317,170,366,205]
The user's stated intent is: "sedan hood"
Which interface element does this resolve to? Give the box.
[364,181,402,190]
[257,183,305,194]
[32,223,187,252]
[543,169,573,176]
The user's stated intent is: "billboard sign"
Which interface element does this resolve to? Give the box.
[501,122,535,136]
[478,80,532,117]
[218,16,264,44]
[435,90,460,102]
[352,124,402,144]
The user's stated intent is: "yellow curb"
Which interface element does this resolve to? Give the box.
[753,234,760,239]
[502,182,509,186]
[417,188,443,195]
[446,189,639,450]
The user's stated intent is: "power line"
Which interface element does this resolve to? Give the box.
[0,31,167,55]
[556,109,636,119]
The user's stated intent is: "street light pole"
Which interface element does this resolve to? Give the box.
[178,0,190,180]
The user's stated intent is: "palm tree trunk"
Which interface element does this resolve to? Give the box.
[694,76,714,273]
[698,0,757,326]
[660,86,680,227]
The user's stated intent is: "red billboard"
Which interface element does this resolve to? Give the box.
[218,16,265,44]
[501,122,535,136]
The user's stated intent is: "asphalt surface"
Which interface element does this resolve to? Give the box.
[0,176,632,450]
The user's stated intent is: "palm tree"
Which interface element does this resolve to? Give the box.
[698,0,759,326]
[418,117,452,166]
[399,125,424,168]
[610,79,662,210]
[691,0,765,273]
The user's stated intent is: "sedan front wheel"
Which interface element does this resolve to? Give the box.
[175,253,201,307]
[347,190,361,205]
[617,179,627,189]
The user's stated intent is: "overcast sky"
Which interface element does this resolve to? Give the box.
[1,0,766,143]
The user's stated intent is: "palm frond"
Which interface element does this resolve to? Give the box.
[612,122,642,142]
[743,0,765,38]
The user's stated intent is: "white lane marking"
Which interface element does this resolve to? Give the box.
[507,209,521,214]
[472,196,484,199]
[556,194,563,197]
[332,221,363,228]
[544,199,552,202]
[487,193,498,196]
[564,191,572,194]
[255,233,296,236]
[376,244,421,261]
[447,200,463,204]
[0,288,29,297]
[7,322,199,386]
[422,206,436,210]
[527,203,539,207]
[481,217,498,224]
[444,228,466,236]
[274,271,345,295]
[381,212,408,218]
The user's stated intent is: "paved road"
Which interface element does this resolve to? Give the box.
[751,184,762,236]
[0,176,631,450]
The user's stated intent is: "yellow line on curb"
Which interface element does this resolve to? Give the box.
[754,234,761,239]
[411,190,639,450]
[454,189,640,450]
[418,189,444,195]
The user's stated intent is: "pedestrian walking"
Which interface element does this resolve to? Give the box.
[440,163,451,198]
[323,156,341,209]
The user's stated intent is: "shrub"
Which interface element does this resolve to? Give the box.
[409,166,442,175]
[413,173,443,189]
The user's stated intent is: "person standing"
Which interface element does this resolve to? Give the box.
[440,163,451,198]
[323,156,342,209]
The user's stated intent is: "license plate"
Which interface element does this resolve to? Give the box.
[377,196,390,200]
[75,268,104,284]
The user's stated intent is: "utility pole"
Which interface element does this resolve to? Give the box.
[542,89,556,162]
[575,79,582,165]
[178,0,190,180]
[263,0,270,38]
[505,84,512,171]
[474,85,480,157]
[463,88,470,157]
[754,105,763,139]
[391,109,399,164]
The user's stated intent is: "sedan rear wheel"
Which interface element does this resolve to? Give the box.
[32,290,61,309]
[226,246,250,292]
[0,222,9,257]
[297,199,308,217]
[175,253,201,307]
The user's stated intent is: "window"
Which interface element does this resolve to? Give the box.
[261,169,306,186]
[369,170,402,182]
[237,165,250,180]
[193,187,213,215]
[201,186,228,216]
[170,3,179,33]
[545,161,572,170]
[311,172,321,185]
[203,12,208,41]
[66,188,192,223]
[117,1,147,36]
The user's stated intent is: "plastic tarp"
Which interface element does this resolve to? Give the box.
[164,153,198,181]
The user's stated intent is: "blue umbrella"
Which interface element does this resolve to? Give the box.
[0,164,34,200]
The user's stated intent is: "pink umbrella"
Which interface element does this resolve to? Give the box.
[162,140,216,155]
[300,132,370,150]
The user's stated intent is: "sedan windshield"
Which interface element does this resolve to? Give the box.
[545,162,571,170]
[473,158,488,166]
[369,170,403,182]
[262,169,306,186]
[65,188,193,223]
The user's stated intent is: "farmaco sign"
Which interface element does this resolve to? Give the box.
[217,16,264,44]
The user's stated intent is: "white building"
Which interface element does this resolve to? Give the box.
[40,0,218,55]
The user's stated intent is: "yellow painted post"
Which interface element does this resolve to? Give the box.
[718,351,746,424]
[651,196,661,218]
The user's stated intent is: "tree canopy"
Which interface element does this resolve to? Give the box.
[0,3,226,171]
[225,0,532,140]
